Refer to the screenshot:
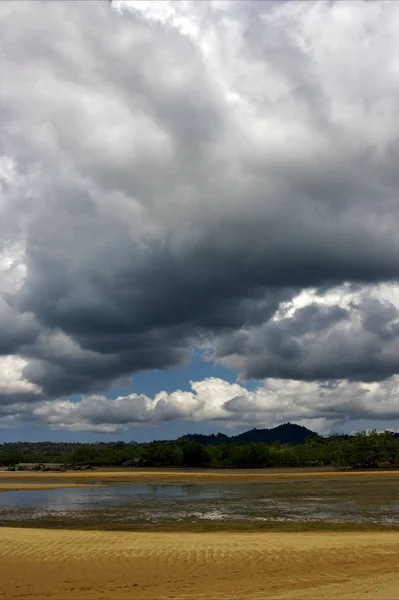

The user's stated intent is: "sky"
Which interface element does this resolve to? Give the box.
[1,0,399,442]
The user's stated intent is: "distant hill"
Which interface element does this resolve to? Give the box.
[232,423,319,445]
[179,422,319,446]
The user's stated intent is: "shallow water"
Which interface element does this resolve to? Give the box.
[1,480,399,525]
[0,484,222,510]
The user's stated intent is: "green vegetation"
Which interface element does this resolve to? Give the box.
[1,427,399,470]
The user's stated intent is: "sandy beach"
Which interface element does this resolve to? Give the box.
[0,469,398,598]
[0,528,397,599]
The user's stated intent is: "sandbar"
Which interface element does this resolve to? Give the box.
[0,482,102,491]
[0,467,399,486]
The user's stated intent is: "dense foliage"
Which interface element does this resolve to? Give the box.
[1,429,399,470]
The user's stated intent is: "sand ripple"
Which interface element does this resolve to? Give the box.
[0,528,398,599]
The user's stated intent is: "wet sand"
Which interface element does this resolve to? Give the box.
[0,528,398,599]
[0,469,398,493]
[0,482,102,491]
[0,467,399,485]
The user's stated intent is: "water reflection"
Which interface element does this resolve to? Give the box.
[0,482,398,525]
[0,484,222,511]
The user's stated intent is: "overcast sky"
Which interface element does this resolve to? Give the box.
[1,0,399,442]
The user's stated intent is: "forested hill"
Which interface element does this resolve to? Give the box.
[179,423,319,446]
[1,424,399,470]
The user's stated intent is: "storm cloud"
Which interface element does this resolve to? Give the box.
[212,286,399,381]
[1,1,399,432]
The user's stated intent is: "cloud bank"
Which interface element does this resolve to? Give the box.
[1,0,399,433]
[7,375,399,435]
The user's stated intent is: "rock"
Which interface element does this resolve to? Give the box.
[65,464,97,471]
[33,463,46,471]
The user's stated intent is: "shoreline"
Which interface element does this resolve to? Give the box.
[1,519,398,534]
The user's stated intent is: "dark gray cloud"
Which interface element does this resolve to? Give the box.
[0,300,39,355]
[213,292,399,381]
[1,0,399,423]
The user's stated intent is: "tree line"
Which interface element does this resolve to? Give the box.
[1,430,399,470]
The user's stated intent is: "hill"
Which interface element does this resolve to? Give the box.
[179,422,319,446]
[232,423,319,445]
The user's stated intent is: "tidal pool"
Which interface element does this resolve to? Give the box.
[0,478,399,527]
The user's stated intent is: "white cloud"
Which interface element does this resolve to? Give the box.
[0,355,41,399]
[19,375,399,434]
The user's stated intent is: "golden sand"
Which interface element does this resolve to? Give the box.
[0,482,103,491]
[0,468,399,484]
[0,528,398,599]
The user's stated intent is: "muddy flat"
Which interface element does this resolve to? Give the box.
[0,470,399,532]
[0,528,398,599]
